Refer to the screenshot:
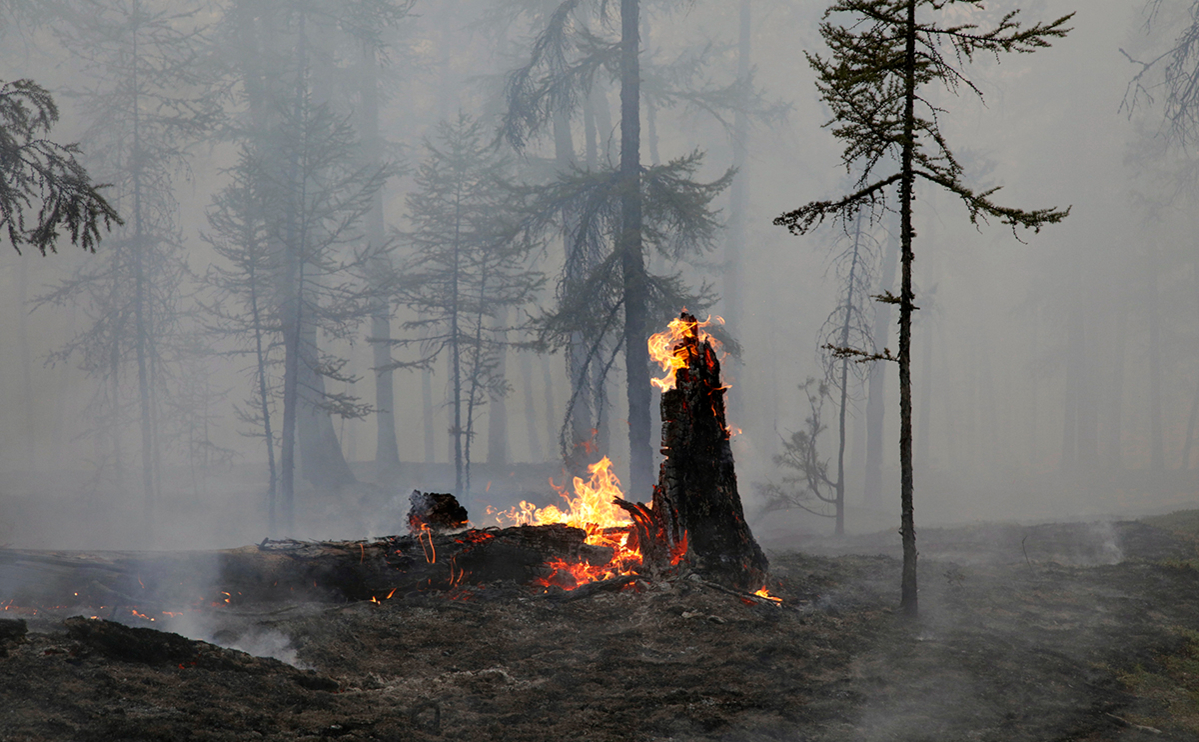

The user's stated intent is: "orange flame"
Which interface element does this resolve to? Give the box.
[494,457,648,589]
[648,314,722,392]
[754,587,783,604]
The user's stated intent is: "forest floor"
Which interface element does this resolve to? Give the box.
[4,515,1199,741]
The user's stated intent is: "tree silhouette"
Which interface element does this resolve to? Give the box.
[395,114,544,497]
[775,0,1072,616]
[0,80,120,255]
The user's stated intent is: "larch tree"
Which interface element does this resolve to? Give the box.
[211,0,405,530]
[396,114,544,497]
[775,0,1071,616]
[39,0,219,532]
[0,79,120,255]
[500,0,749,495]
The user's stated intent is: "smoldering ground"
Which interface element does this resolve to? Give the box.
[3,515,1199,741]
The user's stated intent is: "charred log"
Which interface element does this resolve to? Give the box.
[651,313,768,590]
[0,524,611,609]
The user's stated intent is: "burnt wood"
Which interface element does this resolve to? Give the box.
[0,524,612,609]
[651,313,769,590]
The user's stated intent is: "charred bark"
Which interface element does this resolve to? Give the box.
[0,525,610,608]
[650,313,768,591]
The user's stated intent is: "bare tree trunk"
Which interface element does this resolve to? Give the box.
[249,269,277,535]
[541,356,556,457]
[620,0,652,500]
[488,308,510,466]
[723,0,751,425]
[864,232,898,506]
[17,259,34,468]
[360,44,400,482]
[555,107,593,474]
[832,212,865,536]
[898,0,918,617]
[1147,244,1165,471]
[520,352,543,461]
[422,348,435,464]
[296,321,357,492]
[280,268,301,533]
[129,17,156,537]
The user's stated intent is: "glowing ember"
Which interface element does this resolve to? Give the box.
[648,314,722,392]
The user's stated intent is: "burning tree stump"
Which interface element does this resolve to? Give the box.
[649,313,768,590]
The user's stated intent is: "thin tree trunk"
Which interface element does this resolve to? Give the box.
[833,212,864,536]
[724,0,751,425]
[1147,245,1165,471]
[422,348,435,464]
[450,180,464,495]
[520,352,544,461]
[555,107,593,473]
[864,233,898,505]
[280,263,301,534]
[620,0,652,499]
[249,264,277,536]
[131,20,155,537]
[463,269,493,495]
[898,0,918,617]
[360,44,400,481]
[541,356,556,457]
[488,309,510,466]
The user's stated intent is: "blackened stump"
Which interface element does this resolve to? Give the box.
[651,313,768,590]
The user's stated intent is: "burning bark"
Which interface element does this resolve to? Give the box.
[648,313,768,591]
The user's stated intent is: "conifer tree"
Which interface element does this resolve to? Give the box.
[396,114,543,496]
[500,0,747,494]
[39,0,219,532]
[211,0,406,530]
[0,79,119,255]
[775,0,1072,616]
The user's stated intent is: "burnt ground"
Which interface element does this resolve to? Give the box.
[4,516,1199,741]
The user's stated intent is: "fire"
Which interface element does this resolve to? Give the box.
[494,456,631,533]
[648,314,722,392]
[754,587,783,604]
[493,457,648,590]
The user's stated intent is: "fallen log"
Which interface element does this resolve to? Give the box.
[0,524,613,611]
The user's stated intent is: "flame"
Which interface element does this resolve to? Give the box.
[754,587,783,604]
[493,457,651,590]
[648,314,722,392]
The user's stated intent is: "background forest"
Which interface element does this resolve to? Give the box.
[0,0,1195,551]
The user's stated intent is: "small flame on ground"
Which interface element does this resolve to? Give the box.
[754,587,783,604]
[647,314,723,392]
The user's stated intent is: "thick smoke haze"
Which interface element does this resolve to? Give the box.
[0,0,1192,553]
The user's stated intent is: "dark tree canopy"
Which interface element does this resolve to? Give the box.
[0,79,121,255]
